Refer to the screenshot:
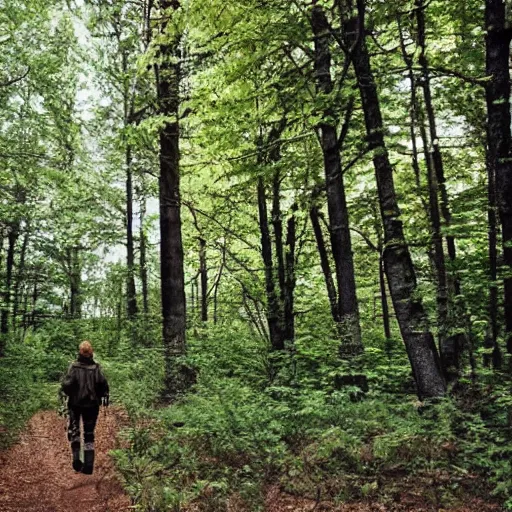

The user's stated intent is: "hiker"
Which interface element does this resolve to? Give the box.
[60,340,109,474]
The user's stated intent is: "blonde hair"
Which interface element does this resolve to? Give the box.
[79,340,93,358]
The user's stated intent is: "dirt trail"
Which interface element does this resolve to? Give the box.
[0,408,131,512]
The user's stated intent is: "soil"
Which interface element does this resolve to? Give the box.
[0,408,131,512]
[263,485,504,512]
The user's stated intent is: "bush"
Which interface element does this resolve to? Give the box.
[0,335,59,448]
[112,325,512,511]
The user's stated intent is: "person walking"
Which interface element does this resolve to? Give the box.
[61,341,109,474]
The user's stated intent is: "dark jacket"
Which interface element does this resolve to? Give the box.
[61,354,109,408]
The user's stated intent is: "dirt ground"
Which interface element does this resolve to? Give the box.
[0,408,131,512]
[263,485,504,512]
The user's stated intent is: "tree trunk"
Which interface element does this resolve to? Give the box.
[140,194,149,316]
[191,277,196,318]
[30,280,38,325]
[485,144,501,367]
[283,208,296,342]
[199,237,208,322]
[399,9,450,364]
[311,4,362,356]
[372,202,392,341]
[187,204,208,323]
[425,142,450,371]
[118,29,138,321]
[272,171,286,305]
[0,223,18,352]
[69,247,82,319]
[270,147,296,345]
[415,0,458,279]
[0,227,4,271]
[257,174,285,350]
[194,278,200,312]
[341,0,445,398]
[115,293,122,357]
[213,242,226,325]
[126,144,138,319]
[12,224,29,330]
[310,205,339,324]
[485,0,512,353]
[396,17,430,218]
[379,256,392,340]
[156,0,188,398]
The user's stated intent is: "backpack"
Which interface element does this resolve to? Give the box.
[63,362,107,407]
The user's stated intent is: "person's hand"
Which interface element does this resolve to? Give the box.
[58,390,67,417]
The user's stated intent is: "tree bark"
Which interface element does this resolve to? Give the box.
[0,223,19,351]
[283,208,296,342]
[341,0,445,398]
[117,23,139,321]
[126,144,138,319]
[69,247,82,319]
[156,0,188,398]
[272,171,286,305]
[139,193,149,316]
[257,174,285,350]
[485,144,501,367]
[12,224,29,329]
[415,0,458,278]
[485,0,512,353]
[199,237,208,322]
[213,243,226,325]
[379,256,392,340]
[310,205,339,324]
[311,4,362,356]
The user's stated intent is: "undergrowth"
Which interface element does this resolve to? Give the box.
[0,335,60,448]
[2,319,512,511]
[110,323,512,511]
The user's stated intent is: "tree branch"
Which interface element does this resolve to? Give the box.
[0,67,30,88]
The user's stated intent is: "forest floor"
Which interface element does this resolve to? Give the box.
[0,408,131,512]
[263,486,504,512]
[0,409,505,512]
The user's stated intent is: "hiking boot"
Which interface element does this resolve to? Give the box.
[71,441,83,472]
[82,449,95,475]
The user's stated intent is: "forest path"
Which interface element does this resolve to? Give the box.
[0,408,130,512]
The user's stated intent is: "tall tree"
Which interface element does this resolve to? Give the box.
[485,0,512,354]
[339,0,446,398]
[311,4,362,356]
[256,119,298,350]
[155,0,188,397]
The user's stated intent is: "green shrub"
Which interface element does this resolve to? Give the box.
[0,336,59,448]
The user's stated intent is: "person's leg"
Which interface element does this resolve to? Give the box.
[67,406,83,472]
[81,406,99,475]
